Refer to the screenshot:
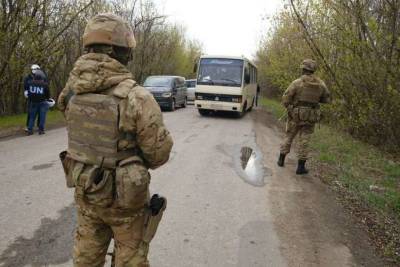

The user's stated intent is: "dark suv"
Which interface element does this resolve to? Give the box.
[143,76,187,111]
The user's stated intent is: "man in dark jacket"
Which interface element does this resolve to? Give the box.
[26,69,50,135]
[24,64,48,131]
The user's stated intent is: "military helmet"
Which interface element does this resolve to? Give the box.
[83,13,136,49]
[300,59,317,72]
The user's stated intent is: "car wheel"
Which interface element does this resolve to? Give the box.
[169,99,176,111]
[182,97,187,108]
[198,109,209,116]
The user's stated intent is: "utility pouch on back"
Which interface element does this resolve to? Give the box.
[142,194,167,243]
[292,107,300,123]
[310,109,321,123]
[115,159,149,210]
[59,150,75,188]
[298,107,311,121]
[84,167,115,208]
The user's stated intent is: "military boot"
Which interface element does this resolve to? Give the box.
[296,160,309,175]
[277,153,286,167]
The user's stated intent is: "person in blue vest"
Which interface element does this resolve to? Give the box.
[26,69,50,135]
[24,64,48,131]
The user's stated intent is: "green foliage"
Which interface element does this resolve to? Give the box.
[311,125,400,220]
[255,0,400,152]
[259,97,285,118]
[0,110,64,129]
[0,0,202,116]
[130,23,202,83]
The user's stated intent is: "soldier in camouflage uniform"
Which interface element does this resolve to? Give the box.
[277,59,330,175]
[57,14,173,267]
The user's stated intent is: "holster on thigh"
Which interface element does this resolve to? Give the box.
[59,151,75,188]
[142,194,167,243]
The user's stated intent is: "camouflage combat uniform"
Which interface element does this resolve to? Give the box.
[58,14,173,267]
[280,74,330,159]
[278,59,330,174]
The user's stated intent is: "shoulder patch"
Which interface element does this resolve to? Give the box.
[113,79,137,98]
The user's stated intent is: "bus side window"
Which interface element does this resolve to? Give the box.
[244,65,250,85]
[252,65,257,84]
[250,65,254,84]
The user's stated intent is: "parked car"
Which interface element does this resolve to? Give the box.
[143,76,187,111]
[185,79,196,102]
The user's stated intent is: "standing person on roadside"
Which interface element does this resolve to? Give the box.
[277,59,331,175]
[26,69,50,135]
[57,13,173,267]
[24,64,47,131]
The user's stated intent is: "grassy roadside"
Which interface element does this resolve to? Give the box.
[0,110,65,132]
[260,97,400,262]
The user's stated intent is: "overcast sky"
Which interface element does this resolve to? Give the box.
[154,0,283,60]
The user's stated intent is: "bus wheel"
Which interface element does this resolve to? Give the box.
[248,97,255,112]
[237,102,247,117]
[198,109,209,116]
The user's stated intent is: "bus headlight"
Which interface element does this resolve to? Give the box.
[231,96,242,103]
[162,92,172,97]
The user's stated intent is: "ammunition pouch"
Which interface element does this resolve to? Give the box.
[74,164,115,208]
[286,105,294,119]
[84,167,115,208]
[142,194,167,243]
[292,106,321,124]
[59,150,75,188]
[115,157,150,210]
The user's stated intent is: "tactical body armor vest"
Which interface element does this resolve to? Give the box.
[296,75,324,105]
[66,90,136,168]
[292,75,324,124]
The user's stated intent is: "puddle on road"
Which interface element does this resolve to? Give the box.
[235,146,270,187]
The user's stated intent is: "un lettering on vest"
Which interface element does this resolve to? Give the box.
[29,86,44,94]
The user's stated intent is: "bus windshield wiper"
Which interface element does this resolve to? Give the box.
[219,78,240,85]
[202,79,214,85]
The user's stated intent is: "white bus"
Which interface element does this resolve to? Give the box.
[194,55,258,116]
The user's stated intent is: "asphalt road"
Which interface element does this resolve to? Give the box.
[0,105,385,267]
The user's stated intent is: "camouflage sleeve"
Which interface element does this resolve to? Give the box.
[319,81,331,104]
[127,87,173,169]
[57,87,67,112]
[57,85,74,113]
[282,80,298,108]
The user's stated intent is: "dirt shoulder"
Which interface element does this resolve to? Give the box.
[252,106,395,266]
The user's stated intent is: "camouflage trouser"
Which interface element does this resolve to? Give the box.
[72,161,151,267]
[280,119,315,160]
[73,204,150,267]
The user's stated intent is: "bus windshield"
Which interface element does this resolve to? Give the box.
[197,58,243,87]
